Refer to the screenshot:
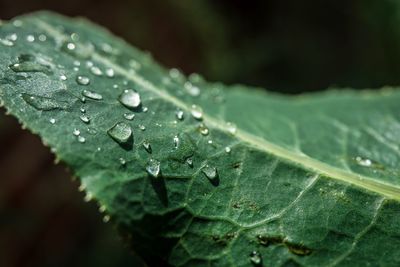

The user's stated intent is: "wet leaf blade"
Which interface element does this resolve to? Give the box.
[1,11,400,267]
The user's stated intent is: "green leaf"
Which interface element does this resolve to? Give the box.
[1,11,400,266]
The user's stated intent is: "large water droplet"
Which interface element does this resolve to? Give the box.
[10,54,52,73]
[146,159,160,178]
[76,75,90,85]
[118,89,141,109]
[191,105,203,120]
[202,165,218,179]
[22,94,66,111]
[249,251,262,266]
[107,122,132,144]
[82,90,103,100]
[143,140,152,153]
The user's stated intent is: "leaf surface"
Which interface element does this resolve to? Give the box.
[1,12,400,267]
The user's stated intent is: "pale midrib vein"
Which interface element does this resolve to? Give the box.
[35,19,400,201]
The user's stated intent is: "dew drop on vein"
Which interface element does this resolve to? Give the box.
[82,90,103,100]
[176,109,184,120]
[191,105,203,120]
[118,89,141,109]
[146,159,160,178]
[107,122,132,144]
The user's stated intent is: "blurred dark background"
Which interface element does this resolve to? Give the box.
[1,0,400,266]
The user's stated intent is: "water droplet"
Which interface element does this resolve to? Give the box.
[103,215,110,223]
[73,129,81,136]
[123,113,135,120]
[106,68,115,78]
[169,68,184,83]
[208,140,213,145]
[119,157,126,166]
[76,75,90,85]
[139,125,146,131]
[10,54,52,73]
[90,66,103,76]
[60,74,67,81]
[99,205,107,213]
[82,90,103,100]
[84,192,93,202]
[49,118,56,124]
[87,127,97,135]
[227,122,237,135]
[7,33,18,41]
[118,89,141,109]
[80,106,86,113]
[249,251,262,266]
[26,34,35,42]
[22,94,66,111]
[146,159,160,178]
[225,147,231,153]
[202,165,218,179]
[74,60,81,66]
[186,157,194,168]
[12,20,23,27]
[0,38,14,46]
[142,106,148,113]
[38,34,47,42]
[67,42,76,50]
[78,136,86,143]
[173,135,180,149]
[198,123,209,136]
[355,156,372,167]
[184,81,201,96]
[191,105,203,120]
[80,114,90,124]
[143,140,152,153]
[107,122,132,145]
[176,109,184,120]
